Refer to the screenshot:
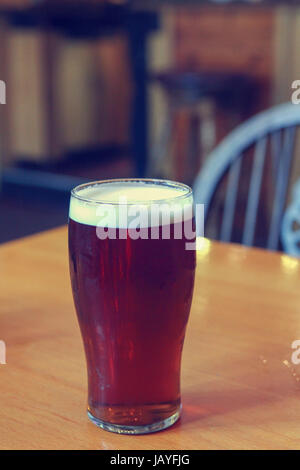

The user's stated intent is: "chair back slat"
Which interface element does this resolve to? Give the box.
[193,103,300,253]
[267,126,296,250]
[242,137,267,246]
[270,130,281,182]
[220,157,242,242]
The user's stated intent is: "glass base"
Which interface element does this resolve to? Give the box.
[87,406,181,435]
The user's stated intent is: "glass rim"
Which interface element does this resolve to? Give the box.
[70,178,193,206]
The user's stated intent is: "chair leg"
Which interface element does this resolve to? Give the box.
[147,108,173,178]
[186,110,200,184]
[198,99,216,161]
[187,100,216,184]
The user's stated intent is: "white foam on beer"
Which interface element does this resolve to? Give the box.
[69,181,193,228]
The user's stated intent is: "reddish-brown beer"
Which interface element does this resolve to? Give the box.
[68,180,196,434]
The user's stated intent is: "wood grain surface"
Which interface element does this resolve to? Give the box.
[1,227,300,449]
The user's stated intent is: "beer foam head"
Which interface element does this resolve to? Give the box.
[69,180,193,228]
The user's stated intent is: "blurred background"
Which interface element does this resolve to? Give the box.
[1,0,300,250]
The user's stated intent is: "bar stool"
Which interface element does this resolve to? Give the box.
[149,69,256,184]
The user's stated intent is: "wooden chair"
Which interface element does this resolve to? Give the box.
[193,102,300,252]
[149,70,255,183]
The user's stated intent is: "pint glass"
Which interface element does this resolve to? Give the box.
[68,179,196,434]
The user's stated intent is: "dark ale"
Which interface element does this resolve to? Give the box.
[68,180,196,434]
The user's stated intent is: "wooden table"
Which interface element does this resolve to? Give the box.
[1,227,300,449]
